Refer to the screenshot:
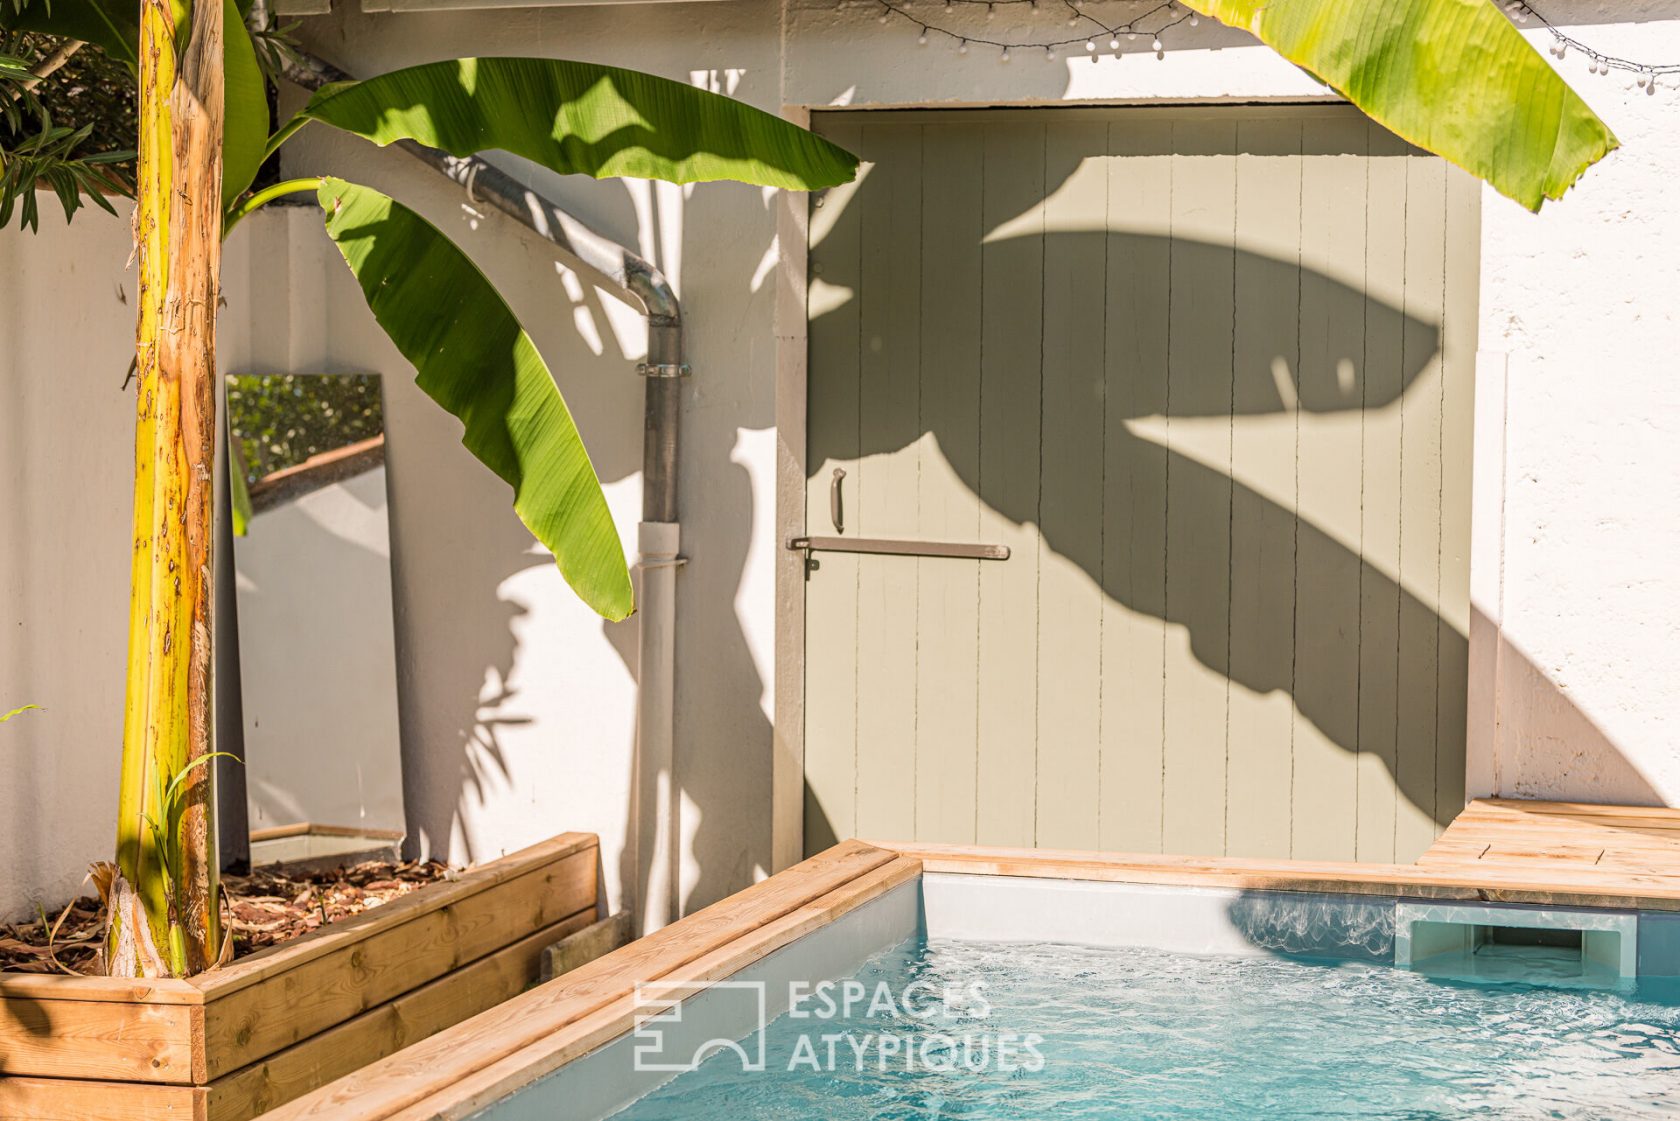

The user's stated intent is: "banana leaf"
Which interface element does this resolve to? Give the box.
[296,57,858,190]
[1184,0,1616,210]
[2,0,267,211]
[219,0,265,211]
[316,177,632,620]
[0,1,140,64]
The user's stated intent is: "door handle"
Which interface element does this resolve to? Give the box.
[830,467,846,534]
[787,536,1010,561]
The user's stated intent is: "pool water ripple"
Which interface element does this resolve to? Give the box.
[610,937,1680,1120]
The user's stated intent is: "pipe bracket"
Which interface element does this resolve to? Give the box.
[637,362,692,379]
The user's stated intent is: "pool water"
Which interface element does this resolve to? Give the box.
[610,937,1680,1120]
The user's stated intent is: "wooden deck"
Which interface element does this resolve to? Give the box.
[887,798,1680,912]
[1421,797,1680,883]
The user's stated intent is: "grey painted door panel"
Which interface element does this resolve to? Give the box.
[804,105,1478,862]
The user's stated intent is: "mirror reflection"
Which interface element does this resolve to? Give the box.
[226,373,406,866]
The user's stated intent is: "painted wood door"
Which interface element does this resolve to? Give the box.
[803,106,1478,862]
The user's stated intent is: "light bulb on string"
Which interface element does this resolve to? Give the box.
[1085,38,1096,51]
[877,5,888,23]
[1152,36,1163,51]
[1001,45,1011,61]
[958,38,969,53]
[986,3,995,19]
[918,26,929,44]
[1190,14,1199,25]
[1109,36,1120,48]
[1046,45,1057,61]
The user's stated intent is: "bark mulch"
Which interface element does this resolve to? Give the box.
[0,858,451,976]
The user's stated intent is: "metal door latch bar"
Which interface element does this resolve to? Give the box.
[787,536,1010,561]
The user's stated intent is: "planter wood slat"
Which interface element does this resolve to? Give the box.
[206,909,594,1121]
[0,1076,204,1121]
[199,837,596,1078]
[0,993,203,1083]
[0,833,599,1120]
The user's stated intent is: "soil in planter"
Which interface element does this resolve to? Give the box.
[0,858,451,975]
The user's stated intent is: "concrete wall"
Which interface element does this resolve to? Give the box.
[3,0,1678,919]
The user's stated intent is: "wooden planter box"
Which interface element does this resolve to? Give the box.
[0,832,599,1121]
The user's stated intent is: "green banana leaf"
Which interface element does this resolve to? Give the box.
[0,1,252,66]
[1184,0,1616,210]
[226,434,253,537]
[296,57,858,190]
[219,0,266,211]
[316,177,632,620]
[0,1,140,64]
[1,0,267,211]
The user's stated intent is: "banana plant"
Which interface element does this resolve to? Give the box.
[2,0,1614,977]
[1181,0,1616,211]
[4,1,857,977]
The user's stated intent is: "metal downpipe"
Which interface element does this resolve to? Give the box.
[282,53,688,934]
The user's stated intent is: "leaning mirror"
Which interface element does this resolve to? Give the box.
[225,373,405,865]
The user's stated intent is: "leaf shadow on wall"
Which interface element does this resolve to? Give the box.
[806,131,1467,855]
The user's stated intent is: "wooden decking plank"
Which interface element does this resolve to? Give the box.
[887,827,1680,910]
[1420,800,1680,888]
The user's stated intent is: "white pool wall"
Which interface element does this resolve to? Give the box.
[921,873,1680,976]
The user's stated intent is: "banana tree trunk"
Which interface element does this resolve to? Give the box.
[113,0,225,978]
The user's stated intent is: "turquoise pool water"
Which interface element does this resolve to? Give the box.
[611,937,1680,1120]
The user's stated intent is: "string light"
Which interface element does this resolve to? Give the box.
[864,0,1195,61]
[1506,1,1677,92]
[854,0,1678,90]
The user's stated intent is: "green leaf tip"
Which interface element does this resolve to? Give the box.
[314,177,634,621]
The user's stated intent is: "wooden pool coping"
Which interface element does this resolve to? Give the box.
[255,799,1680,1121]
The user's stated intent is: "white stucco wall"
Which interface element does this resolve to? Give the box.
[2,0,1677,921]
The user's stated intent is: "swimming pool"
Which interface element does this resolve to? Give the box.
[608,935,1680,1120]
[258,838,1680,1121]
